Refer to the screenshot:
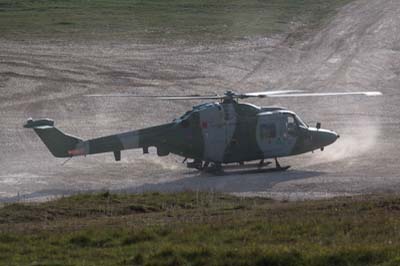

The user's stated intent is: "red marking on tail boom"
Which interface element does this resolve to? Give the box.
[68,148,85,156]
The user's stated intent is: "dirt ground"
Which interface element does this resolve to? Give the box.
[1,0,400,201]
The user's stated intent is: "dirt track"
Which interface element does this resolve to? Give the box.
[1,0,400,201]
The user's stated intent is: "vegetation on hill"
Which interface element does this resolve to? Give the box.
[1,192,400,265]
[0,0,352,42]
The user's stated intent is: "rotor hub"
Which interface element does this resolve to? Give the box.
[222,90,239,103]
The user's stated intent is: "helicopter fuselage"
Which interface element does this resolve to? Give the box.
[24,100,339,170]
[161,101,339,164]
[25,88,382,171]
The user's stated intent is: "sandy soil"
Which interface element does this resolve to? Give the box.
[1,0,399,201]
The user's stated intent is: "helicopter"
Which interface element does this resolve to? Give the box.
[24,90,382,172]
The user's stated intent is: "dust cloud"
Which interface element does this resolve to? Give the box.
[306,120,380,167]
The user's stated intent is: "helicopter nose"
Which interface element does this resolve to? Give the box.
[313,129,339,148]
[325,130,339,146]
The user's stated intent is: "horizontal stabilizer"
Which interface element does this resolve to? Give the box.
[24,118,83,158]
[24,118,54,128]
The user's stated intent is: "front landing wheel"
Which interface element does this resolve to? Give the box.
[274,158,290,171]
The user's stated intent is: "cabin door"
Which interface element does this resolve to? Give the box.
[256,112,294,158]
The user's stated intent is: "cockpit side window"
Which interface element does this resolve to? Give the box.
[287,115,297,135]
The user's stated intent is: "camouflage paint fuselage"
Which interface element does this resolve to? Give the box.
[149,101,339,163]
[25,101,339,165]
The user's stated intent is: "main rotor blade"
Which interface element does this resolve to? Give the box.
[85,90,382,101]
[85,93,221,100]
[266,91,383,98]
[157,96,222,100]
[242,90,304,98]
[85,94,162,97]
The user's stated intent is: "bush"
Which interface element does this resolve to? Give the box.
[69,235,92,247]
[122,230,157,245]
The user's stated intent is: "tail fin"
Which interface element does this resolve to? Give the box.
[24,118,83,158]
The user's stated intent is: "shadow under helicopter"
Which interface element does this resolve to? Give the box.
[129,168,324,194]
[0,168,324,202]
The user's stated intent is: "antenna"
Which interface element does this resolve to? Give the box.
[61,157,73,165]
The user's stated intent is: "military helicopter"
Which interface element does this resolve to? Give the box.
[24,90,381,172]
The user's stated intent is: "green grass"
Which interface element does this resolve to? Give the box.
[1,192,400,265]
[0,0,352,42]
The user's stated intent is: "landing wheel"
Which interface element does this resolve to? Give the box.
[257,159,272,169]
[187,159,204,170]
[274,158,290,171]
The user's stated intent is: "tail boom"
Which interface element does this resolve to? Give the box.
[24,118,174,159]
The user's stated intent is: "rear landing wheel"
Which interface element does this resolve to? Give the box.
[187,159,203,170]
[257,159,272,169]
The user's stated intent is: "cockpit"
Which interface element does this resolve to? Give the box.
[280,111,308,136]
[288,113,308,128]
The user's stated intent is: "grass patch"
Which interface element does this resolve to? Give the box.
[2,192,400,265]
[0,0,353,42]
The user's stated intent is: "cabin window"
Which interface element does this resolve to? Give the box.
[260,123,276,139]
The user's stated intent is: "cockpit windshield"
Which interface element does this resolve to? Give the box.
[295,114,308,128]
[286,113,308,135]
